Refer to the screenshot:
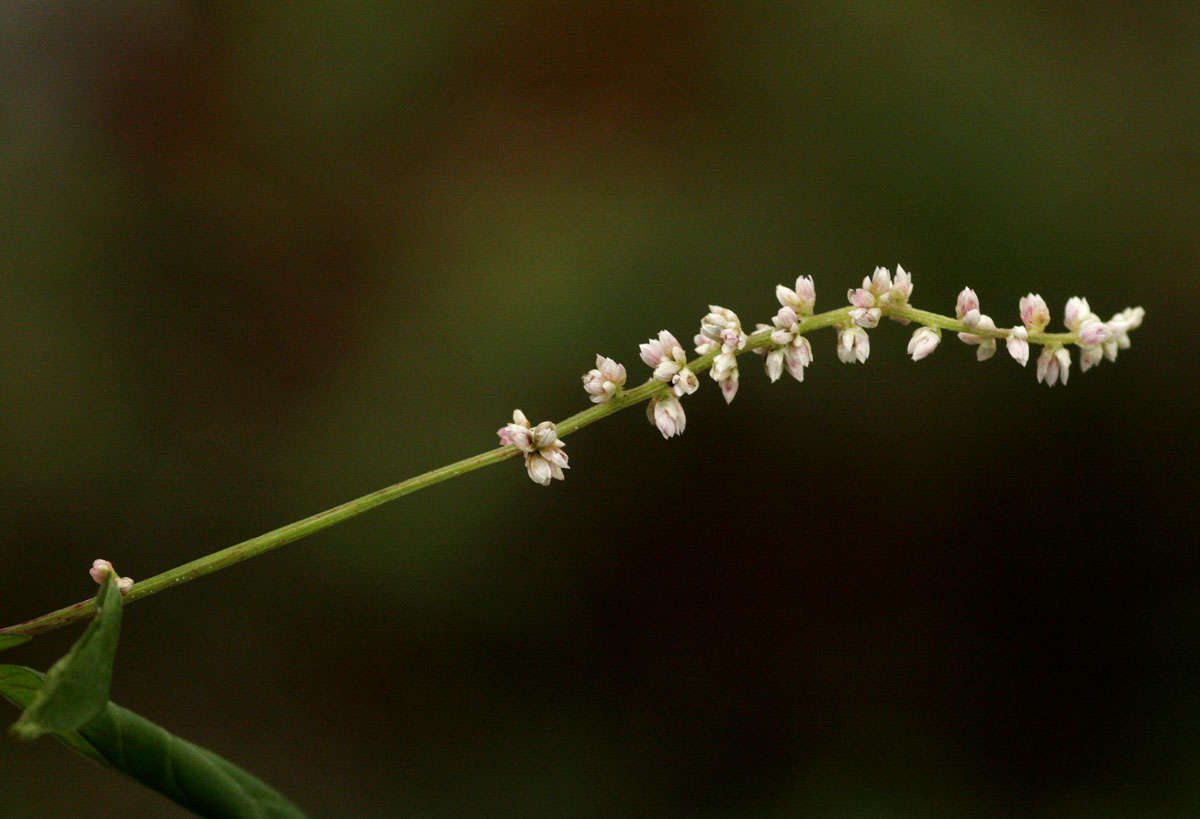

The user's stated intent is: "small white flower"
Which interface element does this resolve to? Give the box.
[672,366,700,396]
[1006,326,1030,367]
[837,326,870,364]
[764,348,785,383]
[1036,346,1071,387]
[647,392,686,438]
[1102,306,1145,361]
[907,326,941,362]
[957,312,998,361]
[1079,343,1104,373]
[582,354,627,403]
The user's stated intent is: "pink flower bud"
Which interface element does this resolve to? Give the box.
[955,288,980,320]
[639,330,683,369]
[1077,318,1110,347]
[907,326,941,362]
[888,265,913,303]
[89,559,114,585]
[848,288,876,309]
[647,393,686,438]
[90,560,133,593]
[1006,326,1029,367]
[789,275,817,314]
[1063,296,1091,331]
[785,336,813,381]
[1020,293,1051,333]
[867,266,892,296]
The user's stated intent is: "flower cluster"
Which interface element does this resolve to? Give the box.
[497,265,1143,484]
[754,275,816,383]
[847,265,913,328]
[694,306,746,403]
[582,355,626,403]
[954,288,997,360]
[497,410,569,485]
[89,559,134,594]
[639,331,698,397]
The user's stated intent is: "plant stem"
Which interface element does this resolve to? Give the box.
[0,302,1074,638]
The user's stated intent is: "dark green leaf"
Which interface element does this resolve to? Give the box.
[0,634,31,653]
[0,665,307,818]
[10,573,122,740]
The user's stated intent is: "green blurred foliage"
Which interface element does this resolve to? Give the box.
[1,1,1197,815]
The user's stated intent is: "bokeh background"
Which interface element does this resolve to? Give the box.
[2,2,1198,815]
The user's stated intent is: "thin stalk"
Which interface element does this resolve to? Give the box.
[0,302,1073,638]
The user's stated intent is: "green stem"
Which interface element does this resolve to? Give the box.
[884,304,1076,345]
[0,301,1072,638]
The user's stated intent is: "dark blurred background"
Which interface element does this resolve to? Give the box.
[2,2,1198,816]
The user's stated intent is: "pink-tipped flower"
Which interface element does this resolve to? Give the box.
[640,330,688,382]
[1077,318,1110,347]
[1036,346,1072,387]
[582,354,627,403]
[887,265,913,304]
[955,288,980,320]
[90,559,133,593]
[837,325,870,364]
[776,275,816,316]
[907,326,941,362]
[1006,326,1030,367]
[771,306,800,345]
[647,392,686,438]
[1020,293,1051,333]
[847,287,882,328]
[957,311,998,361]
[864,266,892,296]
[497,409,534,451]
[786,336,813,381]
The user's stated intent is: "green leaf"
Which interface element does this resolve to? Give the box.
[0,665,308,818]
[0,634,31,653]
[0,665,108,764]
[10,573,123,740]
